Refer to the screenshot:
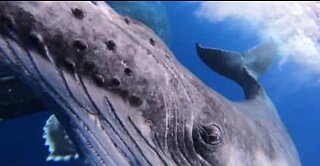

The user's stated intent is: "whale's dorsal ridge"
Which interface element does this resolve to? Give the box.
[196,39,277,100]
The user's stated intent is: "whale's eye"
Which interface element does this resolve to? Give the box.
[200,124,222,145]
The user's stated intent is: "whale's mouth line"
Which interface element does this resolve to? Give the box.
[0,29,117,161]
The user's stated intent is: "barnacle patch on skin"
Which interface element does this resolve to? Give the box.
[43,115,79,161]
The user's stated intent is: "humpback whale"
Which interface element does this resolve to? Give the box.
[0,1,300,166]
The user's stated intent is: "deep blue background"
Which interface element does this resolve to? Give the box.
[0,2,319,166]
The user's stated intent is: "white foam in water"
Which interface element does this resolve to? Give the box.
[194,2,320,73]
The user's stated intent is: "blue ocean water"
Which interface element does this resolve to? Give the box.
[0,2,319,166]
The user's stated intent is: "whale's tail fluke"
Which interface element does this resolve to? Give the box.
[196,39,278,100]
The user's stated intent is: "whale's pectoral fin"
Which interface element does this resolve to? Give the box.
[43,115,78,161]
[196,39,277,100]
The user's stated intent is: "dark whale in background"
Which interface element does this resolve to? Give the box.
[0,1,300,166]
[107,1,171,45]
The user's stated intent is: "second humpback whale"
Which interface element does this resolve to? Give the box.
[0,1,300,166]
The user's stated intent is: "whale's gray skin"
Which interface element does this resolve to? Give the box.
[0,1,171,122]
[0,1,300,166]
